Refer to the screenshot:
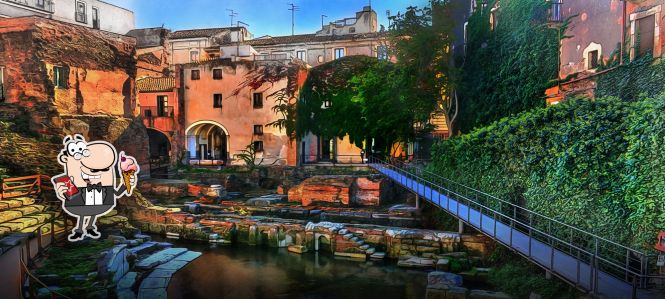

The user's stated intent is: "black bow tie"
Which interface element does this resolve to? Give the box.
[88,183,103,192]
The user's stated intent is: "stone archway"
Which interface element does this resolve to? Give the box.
[185,121,229,165]
[146,128,171,177]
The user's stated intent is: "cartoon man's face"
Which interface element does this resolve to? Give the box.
[58,138,117,187]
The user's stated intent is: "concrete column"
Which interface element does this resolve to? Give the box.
[458,219,464,234]
[415,194,420,209]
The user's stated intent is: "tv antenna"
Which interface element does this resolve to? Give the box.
[226,9,238,27]
[288,3,299,35]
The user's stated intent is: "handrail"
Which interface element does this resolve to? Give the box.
[367,156,665,296]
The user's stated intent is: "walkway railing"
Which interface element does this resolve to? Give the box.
[368,157,664,299]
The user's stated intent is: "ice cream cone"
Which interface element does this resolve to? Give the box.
[122,170,136,194]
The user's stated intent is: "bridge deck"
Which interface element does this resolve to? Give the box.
[370,163,660,299]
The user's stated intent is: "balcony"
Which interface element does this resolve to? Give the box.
[548,0,563,23]
[1,0,54,13]
[141,106,175,132]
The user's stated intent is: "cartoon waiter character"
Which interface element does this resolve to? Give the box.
[52,134,139,241]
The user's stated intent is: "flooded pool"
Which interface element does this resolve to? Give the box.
[166,241,429,299]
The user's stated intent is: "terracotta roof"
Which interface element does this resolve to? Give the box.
[169,27,242,40]
[242,32,388,46]
[137,77,175,92]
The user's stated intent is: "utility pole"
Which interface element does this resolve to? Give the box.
[226,9,238,27]
[288,3,299,35]
[321,14,327,29]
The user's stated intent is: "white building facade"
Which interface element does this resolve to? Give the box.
[0,0,134,34]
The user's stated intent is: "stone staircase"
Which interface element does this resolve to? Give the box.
[335,228,383,260]
[102,233,201,299]
[0,197,64,239]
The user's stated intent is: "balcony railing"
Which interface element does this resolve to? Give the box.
[2,0,54,13]
[141,106,175,132]
[142,106,174,118]
[0,84,5,102]
[548,0,563,23]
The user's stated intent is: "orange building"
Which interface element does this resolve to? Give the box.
[181,59,306,166]
[136,77,183,175]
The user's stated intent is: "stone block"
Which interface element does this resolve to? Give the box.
[135,247,187,270]
[436,258,450,271]
[334,251,367,260]
[288,244,307,254]
[428,272,463,290]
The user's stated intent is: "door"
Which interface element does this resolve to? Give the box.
[92,7,99,29]
[637,14,655,57]
[319,137,334,161]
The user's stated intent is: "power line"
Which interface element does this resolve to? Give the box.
[226,9,238,27]
[288,3,299,35]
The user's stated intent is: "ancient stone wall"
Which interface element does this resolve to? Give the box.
[0,17,150,175]
[288,175,396,206]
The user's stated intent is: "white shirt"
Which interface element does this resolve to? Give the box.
[85,189,103,206]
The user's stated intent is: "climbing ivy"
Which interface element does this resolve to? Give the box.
[595,54,665,101]
[458,0,566,133]
[428,94,665,250]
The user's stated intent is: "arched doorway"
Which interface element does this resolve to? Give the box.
[147,128,171,177]
[185,121,229,165]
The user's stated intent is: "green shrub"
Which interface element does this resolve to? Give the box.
[429,94,665,249]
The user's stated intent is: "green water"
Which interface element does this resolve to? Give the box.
[166,242,429,299]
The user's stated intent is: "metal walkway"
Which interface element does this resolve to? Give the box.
[368,159,664,299]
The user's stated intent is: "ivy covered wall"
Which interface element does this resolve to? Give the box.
[428,94,665,249]
[457,0,562,133]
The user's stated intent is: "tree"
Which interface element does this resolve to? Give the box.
[389,1,459,133]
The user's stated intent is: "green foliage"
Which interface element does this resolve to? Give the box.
[429,94,665,249]
[296,2,458,153]
[234,140,273,171]
[595,55,665,101]
[458,0,564,133]
[488,247,576,298]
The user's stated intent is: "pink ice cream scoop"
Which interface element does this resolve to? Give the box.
[119,152,138,193]
[120,152,138,172]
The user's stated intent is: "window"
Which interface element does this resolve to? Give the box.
[323,99,332,108]
[253,92,263,109]
[53,66,67,88]
[213,94,223,108]
[212,69,223,80]
[92,7,99,29]
[191,70,200,80]
[190,51,199,62]
[549,0,562,23]
[253,125,264,135]
[334,48,345,59]
[588,50,599,69]
[36,0,45,8]
[636,14,655,58]
[296,50,306,61]
[75,1,87,23]
[317,55,324,63]
[157,95,168,116]
[377,45,388,60]
[253,141,264,152]
[0,66,4,101]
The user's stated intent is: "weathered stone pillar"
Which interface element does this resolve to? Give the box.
[415,194,421,209]
[458,219,464,234]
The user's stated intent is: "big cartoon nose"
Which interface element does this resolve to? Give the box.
[80,143,116,170]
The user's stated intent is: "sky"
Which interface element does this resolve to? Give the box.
[106,0,429,36]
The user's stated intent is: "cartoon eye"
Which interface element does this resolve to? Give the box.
[75,141,87,153]
[67,143,77,155]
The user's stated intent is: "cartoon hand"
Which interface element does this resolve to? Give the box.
[55,182,69,201]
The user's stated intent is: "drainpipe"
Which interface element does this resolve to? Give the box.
[620,0,627,65]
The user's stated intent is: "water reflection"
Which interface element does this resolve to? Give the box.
[167,243,427,299]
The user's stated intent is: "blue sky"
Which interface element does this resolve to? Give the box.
[106,0,429,36]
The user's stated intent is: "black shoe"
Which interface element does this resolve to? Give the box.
[68,231,85,242]
[85,227,101,238]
